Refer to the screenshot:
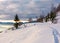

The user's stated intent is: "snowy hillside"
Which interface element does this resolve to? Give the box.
[0,12,60,43]
[0,22,60,43]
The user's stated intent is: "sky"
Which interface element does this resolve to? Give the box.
[0,0,60,20]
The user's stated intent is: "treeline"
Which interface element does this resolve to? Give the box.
[32,4,60,23]
[14,4,60,29]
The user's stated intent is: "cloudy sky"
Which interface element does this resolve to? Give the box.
[0,0,60,20]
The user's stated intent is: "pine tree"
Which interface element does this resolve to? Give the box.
[14,22,19,29]
[50,11,56,23]
[45,13,50,22]
[37,15,44,22]
[49,4,57,23]
[56,4,60,12]
[14,14,19,22]
[14,14,20,29]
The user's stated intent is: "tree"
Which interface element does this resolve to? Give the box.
[45,13,50,22]
[14,14,19,22]
[28,18,32,23]
[14,22,19,29]
[14,14,20,29]
[50,11,56,23]
[56,4,60,12]
[37,15,44,22]
[49,4,57,23]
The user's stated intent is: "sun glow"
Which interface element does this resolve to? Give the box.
[0,20,15,23]
[0,20,29,23]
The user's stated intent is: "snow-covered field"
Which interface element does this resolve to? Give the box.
[0,22,60,43]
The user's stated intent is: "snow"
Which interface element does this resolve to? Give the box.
[0,22,60,43]
[0,12,60,43]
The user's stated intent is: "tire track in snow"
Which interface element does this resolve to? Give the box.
[51,27,60,43]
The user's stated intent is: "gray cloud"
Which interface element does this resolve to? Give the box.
[0,0,59,20]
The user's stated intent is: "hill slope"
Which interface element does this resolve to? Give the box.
[0,23,60,43]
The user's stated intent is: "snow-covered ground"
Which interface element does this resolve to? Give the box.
[0,12,60,43]
[0,22,60,43]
